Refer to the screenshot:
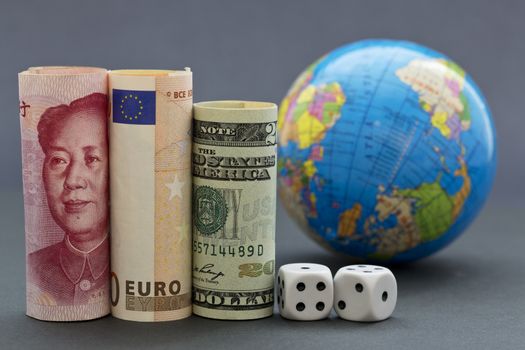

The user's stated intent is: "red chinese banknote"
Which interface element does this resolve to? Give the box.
[19,67,110,321]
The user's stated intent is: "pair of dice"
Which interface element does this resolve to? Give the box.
[277,263,397,321]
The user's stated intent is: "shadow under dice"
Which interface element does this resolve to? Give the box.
[334,265,397,322]
[277,263,333,321]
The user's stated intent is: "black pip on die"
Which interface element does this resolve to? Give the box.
[277,263,333,321]
[334,265,397,322]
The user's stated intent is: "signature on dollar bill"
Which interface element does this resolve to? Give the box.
[193,263,225,282]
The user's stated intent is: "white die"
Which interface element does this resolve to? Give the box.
[334,264,397,322]
[277,263,333,321]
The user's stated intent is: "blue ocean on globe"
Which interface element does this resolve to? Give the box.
[277,39,497,263]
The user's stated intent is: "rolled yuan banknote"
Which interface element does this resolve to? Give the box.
[19,66,110,321]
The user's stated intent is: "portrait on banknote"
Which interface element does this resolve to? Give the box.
[26,92,110,306]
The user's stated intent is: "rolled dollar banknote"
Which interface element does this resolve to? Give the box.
[192,101,277,320]
[109,69,193,321]
[19,66,110,321]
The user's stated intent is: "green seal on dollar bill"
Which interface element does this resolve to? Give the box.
[193,186,228,235]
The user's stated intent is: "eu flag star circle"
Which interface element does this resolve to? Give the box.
[120,94,145,121]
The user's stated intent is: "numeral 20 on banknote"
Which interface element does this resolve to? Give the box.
[238,260,275,278]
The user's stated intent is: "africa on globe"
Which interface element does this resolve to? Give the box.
[278,40,497,263]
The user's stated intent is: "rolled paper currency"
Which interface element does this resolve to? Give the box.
[109,69,193,321]
[19,66,110,321]
[192,101,277,320]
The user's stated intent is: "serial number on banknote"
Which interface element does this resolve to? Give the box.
[192,241,264,257]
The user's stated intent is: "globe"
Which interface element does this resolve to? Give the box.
[278,40,497,263]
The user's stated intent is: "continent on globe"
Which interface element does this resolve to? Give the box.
[337,203,362,238]
[366,152,471,259]
[396,59,471,140]
[279,60,317,130]
[278,157,321,219]
[361,187,418,258]
[279,76,346,149]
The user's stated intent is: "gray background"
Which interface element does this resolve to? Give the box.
[0,0,524,348]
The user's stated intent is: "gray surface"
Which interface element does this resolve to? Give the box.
[1,191,524,349]
[1,0,525,348]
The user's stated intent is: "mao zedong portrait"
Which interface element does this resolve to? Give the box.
[28,93,110,306]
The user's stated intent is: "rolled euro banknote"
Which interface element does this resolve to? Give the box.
[19,66,110,321]
[192,101,277,320]
[109,69,193,321]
